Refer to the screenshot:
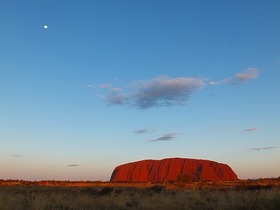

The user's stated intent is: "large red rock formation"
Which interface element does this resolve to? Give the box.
[110,158,238,182]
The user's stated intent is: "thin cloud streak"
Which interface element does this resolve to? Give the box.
[149,133,177,142]
[11,154,24,157]
[67,164,79,167]
[83,83,122,92]
[209,67,259,85]
[83,84,95,88]
[104,76,204,109]
[134,128,155,134]
[99,84,122,91]
[250,146,278,151]
[245,127,258,132]
[235,68,259,81]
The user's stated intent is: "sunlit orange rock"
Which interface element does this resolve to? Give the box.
[110,158,238,182]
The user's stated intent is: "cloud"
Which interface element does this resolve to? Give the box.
[209,67,259,86]
[250,146,278,151]
[209,81,219,86]
[97,68,258,108]
[209,77,233,85]
[83,84,95,88]
[134,128,155,134]
[99,84,122,91]
[83,83,122,91]
[106,91,128,105]
[67,164,79,167]
[99,83,113,89]
[235,68,259,81]
[11,154,23,157]
[149,133,177,142]
[104,76,204,109]
[245,127,258,132]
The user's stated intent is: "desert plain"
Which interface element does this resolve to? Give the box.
[0,178,280,210]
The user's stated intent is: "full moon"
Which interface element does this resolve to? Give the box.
[43,25,48,29]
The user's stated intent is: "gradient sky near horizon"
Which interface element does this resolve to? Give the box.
[1,0,279,181]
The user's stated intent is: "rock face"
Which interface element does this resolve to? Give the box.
[110,158,238,182]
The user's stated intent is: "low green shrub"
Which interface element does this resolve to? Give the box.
[0,185,279,210]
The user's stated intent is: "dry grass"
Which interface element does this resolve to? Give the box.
[0,184,279,210]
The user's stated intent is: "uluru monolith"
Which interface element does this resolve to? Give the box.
[110,158,238,182]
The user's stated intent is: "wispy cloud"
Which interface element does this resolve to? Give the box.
[106,91,127,105]
[209,81,219,86]
[250,146,278,151]
[67,164,79,167]
[149,133,177,142]
[245,127,258,132]
[103,76,204,109]
[235,68,259,82]
[209,67,259,86]
[83,83,122,91]
[96,68,258,109]
[134,128,155,134]
[11,154,24,157]
[99,83,122,91]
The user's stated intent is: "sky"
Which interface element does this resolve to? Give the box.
[0,0,279,181]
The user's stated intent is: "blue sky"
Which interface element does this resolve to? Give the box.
[1,0,279,181]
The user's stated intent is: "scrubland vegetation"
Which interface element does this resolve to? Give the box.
[0,184,279,210]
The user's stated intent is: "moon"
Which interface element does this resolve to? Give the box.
[43,25,48,29]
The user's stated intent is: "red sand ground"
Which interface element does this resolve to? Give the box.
[0,179,279,190]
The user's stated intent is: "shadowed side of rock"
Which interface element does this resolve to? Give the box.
[110,158,238,182]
